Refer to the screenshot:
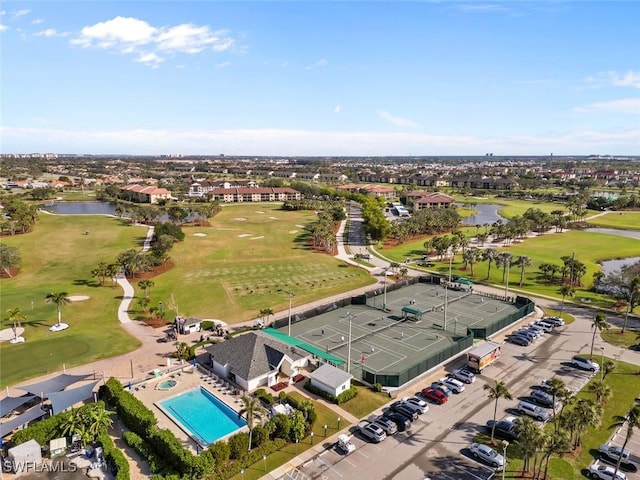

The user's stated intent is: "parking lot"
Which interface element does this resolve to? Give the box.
[294,315,640,480]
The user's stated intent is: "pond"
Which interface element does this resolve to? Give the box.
[585,228,640,240]
[598,257,640,275]
[41,201,117,215]
[460,204,505,226]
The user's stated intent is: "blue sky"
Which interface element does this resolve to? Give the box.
[1,1,639,155]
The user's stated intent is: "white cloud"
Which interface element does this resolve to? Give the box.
[12,9,30,18]
[2,126,638,156]
[70,16,235,68]
[136,52,164,68]
[305,59,328,70]
[574,98,640,114]
[585,70,640,89]
[35,28,58,37]
[378,110,417,127]
[215,61,231,69]
[334,104,342,114]
[0,24,7,32]
[31,18,43,25]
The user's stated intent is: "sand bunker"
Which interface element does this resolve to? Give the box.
[289,230,298,234]
[68,295,90,302]
[256,211,265,214]
[250,236,264,240]
[234,217,248,221]
[296,224,305,228]
[238,234,252,238]
[269,217,278,220]
[193,233,207,237]
[0,327,25,342]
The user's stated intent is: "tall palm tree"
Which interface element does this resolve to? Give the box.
[545,377,566,431]
[45,292,70,326]
[138,279,154,299]
[482,248,498,280]
[5,307,26,326]
[602,359,616,380]
[516,255,533,287]
[87,404,115,440]
[622,275,640,333]
[589,312,609,360]
[513,416,542,475]
[558,285,574,316]
[611,405,640,479]
[540,429,571,480]
[238,395,267,451]
[484,381,513,441]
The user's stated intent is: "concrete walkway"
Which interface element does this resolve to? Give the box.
[116,225,154,324]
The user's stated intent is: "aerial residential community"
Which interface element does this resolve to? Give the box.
[1,1,639,480]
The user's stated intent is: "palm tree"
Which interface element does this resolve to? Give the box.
[587,380,612,405]
[238,395,267,451]
[589,312,609,360]
[516,255,532,287]
[5,307,26,326]
[482,248,498,280]
[513,416,542,474]
[544,377,566,431]
[602,359,616,380]
[45,292,70,326]
[138,279,154,299]
[558,285,574,316]
[622,275,640,334]
[540,429,571,480]
[86,404,115,440]
[611,405,640,479]
[484,381,513,441]
[572,398,603,448]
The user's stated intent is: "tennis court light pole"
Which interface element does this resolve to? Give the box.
[285,291,294,336]
[346,312,353,374]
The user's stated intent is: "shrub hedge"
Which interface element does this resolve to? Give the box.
[303,382,357,404]
[96,433,130,480]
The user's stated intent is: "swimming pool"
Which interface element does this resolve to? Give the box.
[158,387,246,446]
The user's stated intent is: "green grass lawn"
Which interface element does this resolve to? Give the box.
[0,204,374,387]
[601,328,640,349]
[338,383,391,419]
[586,211,640,230]
[382,229,640,311]
[148,204,375,323]
[0,214,144,387]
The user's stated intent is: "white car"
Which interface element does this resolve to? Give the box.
[336,434,356,455]
[572,355,600,372]
[469,442,505,468]
[587,463,627,480]
[359,423,387,443]
[441,377,465,393]
[450,368,476,384]
[518,401,550,422]
[598,444,634,467]
[402,396,429,413]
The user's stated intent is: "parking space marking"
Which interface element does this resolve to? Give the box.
[328,467,343,478]
[343,458,357,468]
[357,449,370,459]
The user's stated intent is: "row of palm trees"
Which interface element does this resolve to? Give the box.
[484,372,640,480]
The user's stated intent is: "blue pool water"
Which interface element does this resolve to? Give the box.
[159,387,246,446]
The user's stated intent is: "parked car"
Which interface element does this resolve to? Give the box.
[372,416,398,435]
[534,320,555,332]
[587,463,627,480]
[469,442,505,468]
[527,323,546,335]
[421,387,448,405]
[598,444,635,467]
[402,396,429,413]
[542,316,565,327]
[507,334,531,346]
[449,368,476,384]
[359,422,387,443]
[486,417,519,440]
[430,381,453,397]
[336,434,356,455]
[383,411,411,431]
[441,377,465,393]
[513,329,537,341]
[572,355,600,372]
[391,400,424,416]
[390,403,419,421]
[518,401,550,421]
[529,390,557,409]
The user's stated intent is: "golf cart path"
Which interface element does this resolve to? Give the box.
[116,225,154,324]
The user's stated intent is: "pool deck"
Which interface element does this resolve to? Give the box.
[133,368,248,452]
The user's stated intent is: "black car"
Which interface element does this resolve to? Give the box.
[391,404,419,421]
[507,334,531,346]
[383,411,411,431]
[391,400,423,416]
[486,418,518,441]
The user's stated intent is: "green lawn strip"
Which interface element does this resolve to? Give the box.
[541,308,575,326]
[501,357,640,479]
[150,204,375,323]
[338,384,390,419]
[601,328,640,349]
[586,212,640,230]
[382,229,640,310]
[0,214,145,387]
[227,391,348,480]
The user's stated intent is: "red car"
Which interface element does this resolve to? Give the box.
[421,387,448,405]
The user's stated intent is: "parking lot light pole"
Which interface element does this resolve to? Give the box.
[337,417,341,430]
[310,432,314,445]
[263,454,267,472]
[323,424,328,437]
[285,291,294,336]
[601,346,605,381]
[502,441,509,480]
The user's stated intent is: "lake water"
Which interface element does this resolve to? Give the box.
[585,228,640,240]
[42,201,117,215]
[599,257,640,275]
[460,204,504,226]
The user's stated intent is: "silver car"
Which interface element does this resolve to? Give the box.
[360,423,387,443]
[450,368,476,384]
[469,442,505,468]
[372,416,398,435]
